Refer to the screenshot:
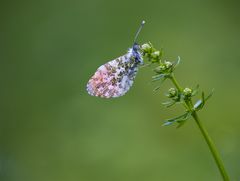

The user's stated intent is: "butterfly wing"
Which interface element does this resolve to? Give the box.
[86,52,139,98]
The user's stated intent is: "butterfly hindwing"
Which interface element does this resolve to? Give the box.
[86,48,142,98]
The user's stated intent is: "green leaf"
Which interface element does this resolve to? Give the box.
[205,89,214,102]
[176,120,187,128]
[176,112,191,128]
[153,85,161,91]
[140,63,151,68]
[194,89,214,111]
[172,56,181,70]
[192,84,200,96]
[152,74,166,82]
[162,112,190,127]
[162,101,176,108]
[194,100,203,110]
[162,121,174,126]
[201,91,205,105]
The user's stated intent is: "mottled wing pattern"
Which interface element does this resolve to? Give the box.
[86,49,141,98]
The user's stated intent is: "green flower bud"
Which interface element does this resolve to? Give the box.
[164,61,173,69]
[154,64,166,73]
[168,88,177,98]
[151,51,160,58]
[141,43,151,52]
[183,88,192,97]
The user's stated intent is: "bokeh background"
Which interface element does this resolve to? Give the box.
[1,0,240,180]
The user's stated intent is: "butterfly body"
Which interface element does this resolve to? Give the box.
[86,44,143,98]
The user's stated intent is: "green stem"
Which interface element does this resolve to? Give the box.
[169,73,182,92]
[191,111,230,181]
[170,74,230,181]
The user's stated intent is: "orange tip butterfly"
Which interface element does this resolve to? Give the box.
[86,20,145,98]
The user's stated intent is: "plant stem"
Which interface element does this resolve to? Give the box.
[191,111,230,181]
[169,73,182,92]
[169,74,230,181]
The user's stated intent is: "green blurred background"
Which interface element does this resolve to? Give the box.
[1,0,240,180]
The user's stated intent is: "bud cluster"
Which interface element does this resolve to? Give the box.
[141,42,179,77]
[141,42,162,63]
[154,61,173,74]
[183,88,192,97]
[165,87,195,105]
[167,88,177,98]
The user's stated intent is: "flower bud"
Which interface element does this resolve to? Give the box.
[164,61,173,69]
[151,51,160,58]
[154,64,166,73]
[183,88,192,97]
[168,88,177,98]
[141,43,151,52]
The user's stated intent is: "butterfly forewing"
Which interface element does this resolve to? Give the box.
[86,49,141,98]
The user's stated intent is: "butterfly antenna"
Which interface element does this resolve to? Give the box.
[133,20,145,44]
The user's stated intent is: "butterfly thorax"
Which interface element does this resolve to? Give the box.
[131,43,143,65]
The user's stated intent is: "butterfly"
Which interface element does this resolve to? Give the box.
[86,21,145,98]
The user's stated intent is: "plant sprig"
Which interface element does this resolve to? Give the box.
[140,42,230,181]
[141,42,214,127]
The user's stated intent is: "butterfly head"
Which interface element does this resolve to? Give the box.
[133,43,140,52]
